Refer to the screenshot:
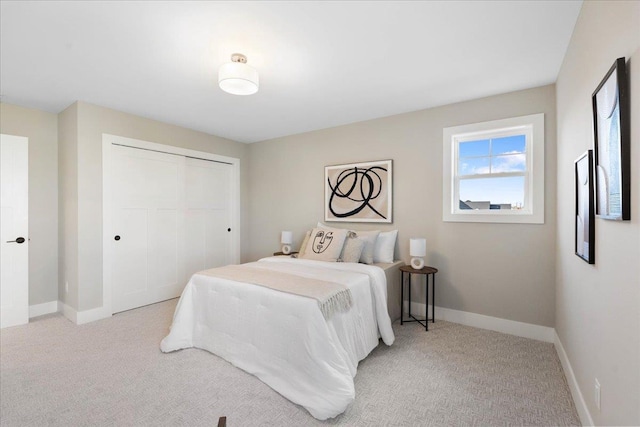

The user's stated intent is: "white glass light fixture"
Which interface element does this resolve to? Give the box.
[281,231,293,254]
[410,238,426,269]
[218,53,259,95]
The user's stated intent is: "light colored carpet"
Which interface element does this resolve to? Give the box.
[1,299,579,426]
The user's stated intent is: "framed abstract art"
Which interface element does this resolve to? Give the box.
[592,57,630,220]
[575,150,595,264]
[325,159,393,223]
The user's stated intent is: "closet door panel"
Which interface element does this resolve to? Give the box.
[185,158,232,283]
[111,145,184,313]
[112,208,149,309]
[184,209,206,279]
[155,208,181,300]
[207,208,231,268]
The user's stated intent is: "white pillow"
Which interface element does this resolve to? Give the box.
[373,230,398,263]
[355,230,380,264]
[300,227,347,262]
[317,222,379,264]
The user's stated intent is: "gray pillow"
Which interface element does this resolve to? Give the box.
[340,234,366,263]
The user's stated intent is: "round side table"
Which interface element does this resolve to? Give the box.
[400,265,438,331]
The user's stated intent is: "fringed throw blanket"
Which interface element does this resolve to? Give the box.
[200,264,353,319]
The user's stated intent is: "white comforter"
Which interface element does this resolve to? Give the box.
[160,257,395,420]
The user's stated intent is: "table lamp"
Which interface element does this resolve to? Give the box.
[410,238,426,269]
[281,231,293,254]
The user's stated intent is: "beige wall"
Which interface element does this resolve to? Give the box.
[61,101,250,311]
[249,84,557,327]
[0,103,59,306]
[57,104,79,308]
[555,1,640,425]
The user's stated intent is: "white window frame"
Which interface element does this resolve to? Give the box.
[442,113,544,224]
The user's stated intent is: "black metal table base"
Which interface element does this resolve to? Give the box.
[401,314,434,330]
[400,268,436,331]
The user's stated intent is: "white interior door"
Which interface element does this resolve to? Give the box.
[1,134,29,328]
[111,145,185,313]
[184,157,233,282]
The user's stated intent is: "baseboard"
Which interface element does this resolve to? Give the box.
[60,302,111,325]
[555,331,593,426]
[403,301,555,343]
[60,302,77,323]
[29,301,59,318]
[77,306,111,324]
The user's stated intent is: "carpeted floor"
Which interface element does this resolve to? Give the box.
[0,299,580,426]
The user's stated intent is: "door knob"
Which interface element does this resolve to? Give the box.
[6,237,26,244]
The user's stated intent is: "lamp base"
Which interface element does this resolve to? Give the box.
[282,244,292,255]
[410,257,424,270]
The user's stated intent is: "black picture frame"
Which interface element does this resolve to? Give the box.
[592,57,630,220]
[575,150,595,264]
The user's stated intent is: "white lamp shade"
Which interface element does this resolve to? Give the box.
[281,231,293,244]
[219,61,259,95]
[410,238,426,257]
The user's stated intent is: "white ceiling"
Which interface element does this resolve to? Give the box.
[0,1,582,143]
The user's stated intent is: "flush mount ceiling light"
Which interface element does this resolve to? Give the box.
[218,53,259,96]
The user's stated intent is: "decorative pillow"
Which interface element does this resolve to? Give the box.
[300,228,348,262]
[317,222,379,264]
[352,230,378,264]
[297,230,311,258]
[373,229,398,263]
[339,233,366,263]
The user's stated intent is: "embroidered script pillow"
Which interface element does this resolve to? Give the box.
[300,228,347,262]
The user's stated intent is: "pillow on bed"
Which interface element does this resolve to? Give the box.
[355,230,380,264]
[296,230,311,257]
[373,229,398,263]
[339,233,366,263]
[299,228,348,262]
[317,222,379,264]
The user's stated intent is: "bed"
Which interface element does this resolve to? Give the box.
[160,256,402,420]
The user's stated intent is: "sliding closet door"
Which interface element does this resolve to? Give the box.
[107,142,236,314]
[184,157,233,283]
[110,145,185,313]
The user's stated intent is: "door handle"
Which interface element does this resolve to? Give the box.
[6,237,26,244]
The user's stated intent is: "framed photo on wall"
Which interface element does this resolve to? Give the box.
[592,57,630,220]
[575,150,595,264]
[325,159,393,223]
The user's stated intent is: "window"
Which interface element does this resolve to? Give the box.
[443,113,544,223]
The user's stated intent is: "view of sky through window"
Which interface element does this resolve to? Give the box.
[458,134,526,208]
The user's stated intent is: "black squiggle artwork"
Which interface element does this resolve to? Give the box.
[327,166,387,219]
